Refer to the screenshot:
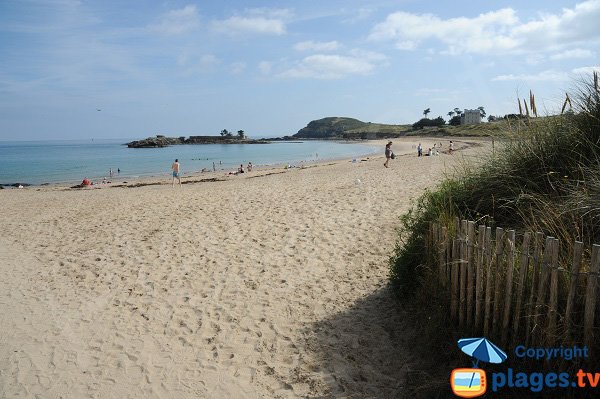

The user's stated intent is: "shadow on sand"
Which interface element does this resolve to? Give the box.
[304,283,459,398]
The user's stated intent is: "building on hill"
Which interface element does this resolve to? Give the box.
[461,109,482,125]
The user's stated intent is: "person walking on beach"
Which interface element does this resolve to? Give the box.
[449,140,454,154]
[171,159,181,187]
[417,143,422,157]
[384,141,393,168]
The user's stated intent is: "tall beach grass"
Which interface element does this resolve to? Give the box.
[390,75,600,297]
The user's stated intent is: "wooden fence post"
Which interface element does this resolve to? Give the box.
[475,224,486,332]
[501,230,516,345]
[547,238,560,342]
[492,227,506,335]
[466,221,476,329]
[451,237,460,322]
[483,226,494,336]
[526,232,545,345]
[584,244,600,350]
[533,236,554,345]
[512,232,531,345]
[439,226,448,287]
[565,241,583,340]
[459,220,468,328]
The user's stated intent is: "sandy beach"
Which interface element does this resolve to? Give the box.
[0,138,486,398]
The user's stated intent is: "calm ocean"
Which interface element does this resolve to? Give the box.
[0,139,380,186]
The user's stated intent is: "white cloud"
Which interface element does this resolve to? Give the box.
[342,8,374,23]
[279,54,378,79]
[492,66,600,82]
[396,41,417,51]
[199,54,220,69]
[213,9,290,35]
[572,66,600,76]
[294,40,340,52]
[152,5,200,35]
[492,70,568,82]
[369,1,600,55]
[550,49,594,60]
[258,61,272,75]
[230,62,246,74]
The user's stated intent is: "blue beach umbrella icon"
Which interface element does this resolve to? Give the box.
[458,337,507,367]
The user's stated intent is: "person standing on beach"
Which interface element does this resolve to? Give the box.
[171,159,181,187]
[417,143,422,157]
[449,141,454,154]
[384,141,393,168]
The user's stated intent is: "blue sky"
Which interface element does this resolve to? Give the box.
[1,0,599,140]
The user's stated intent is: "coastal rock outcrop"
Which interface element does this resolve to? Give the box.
[127,135,269,148]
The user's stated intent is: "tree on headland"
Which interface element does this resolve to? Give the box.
[220,129,233,137]
[423,108,431,118]
[412,116,445,129]
[478,106,486,118]
[453,107,462,116]
[448,115,461,126]
[447,111,455,118]
[237,130,245,139]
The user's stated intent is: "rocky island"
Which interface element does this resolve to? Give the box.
[126,135,269,148]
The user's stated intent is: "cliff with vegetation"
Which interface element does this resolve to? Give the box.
[293,117,411,139]
[126,135,267,148]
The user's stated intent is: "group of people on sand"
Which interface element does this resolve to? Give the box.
[170,159,255,186]
[385,140,455,167]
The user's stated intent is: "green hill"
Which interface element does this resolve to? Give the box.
[293,117,411,139]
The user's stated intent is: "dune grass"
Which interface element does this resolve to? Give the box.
[390,75,600,297]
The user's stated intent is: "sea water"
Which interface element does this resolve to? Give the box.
[0,139,379,186]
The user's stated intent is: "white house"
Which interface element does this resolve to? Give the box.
[461,109,482,125]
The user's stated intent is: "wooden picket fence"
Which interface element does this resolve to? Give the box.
[428,218,600,349]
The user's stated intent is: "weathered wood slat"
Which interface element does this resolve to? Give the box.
[451,237,460,321]
[512,232,531,345]
[564,241,583,339]
[459,220,468,328]
[584,245,600,349]
[466,221,476,329]
[547,238,560,339]
[483,226,494,336]
[492,227,506,334]
[525,232,545,345]
[533,237,555,345]
[475,224,486,332]
[439,226,448,287]
[501,230,516,345]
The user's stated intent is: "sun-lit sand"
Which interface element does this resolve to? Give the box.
[0,138,487,398]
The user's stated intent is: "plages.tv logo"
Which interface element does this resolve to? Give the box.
[451,337,508,398]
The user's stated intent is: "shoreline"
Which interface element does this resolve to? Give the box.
[0,137,477,191]
[0,139,382,189]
